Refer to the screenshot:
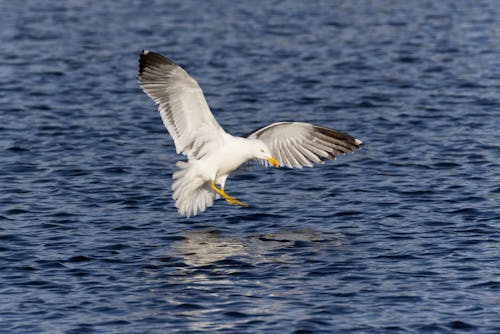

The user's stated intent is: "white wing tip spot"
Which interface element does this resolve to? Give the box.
[142,49,150,55]
[355,138,363,146]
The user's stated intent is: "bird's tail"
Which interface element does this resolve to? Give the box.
[172,161,216,218]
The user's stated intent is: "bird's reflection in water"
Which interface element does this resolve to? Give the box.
[152,228,344,332]
[175,229,247,266]
[174,228,343,267]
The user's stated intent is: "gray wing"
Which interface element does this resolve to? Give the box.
[246,122,363,168]
[137,50,227,159]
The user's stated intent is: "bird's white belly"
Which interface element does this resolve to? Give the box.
[200,145,249,180]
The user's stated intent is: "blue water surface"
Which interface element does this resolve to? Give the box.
[1,1,499,333]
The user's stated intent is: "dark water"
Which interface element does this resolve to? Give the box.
[1,1,499,333]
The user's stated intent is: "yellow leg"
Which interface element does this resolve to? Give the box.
[211,181,248,207]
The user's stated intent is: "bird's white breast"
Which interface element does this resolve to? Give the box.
[200,136,255,179]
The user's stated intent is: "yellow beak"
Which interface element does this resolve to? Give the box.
[267,157,279,168]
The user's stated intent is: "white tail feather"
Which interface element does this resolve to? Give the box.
[172,161,216,217]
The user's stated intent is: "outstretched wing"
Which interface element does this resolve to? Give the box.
[137,50,227,159]
[246,122,363,168]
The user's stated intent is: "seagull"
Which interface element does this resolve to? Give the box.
[137,50,363,217]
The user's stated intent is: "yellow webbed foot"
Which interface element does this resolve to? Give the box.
[226,197,249,207]
[211,180,249,207]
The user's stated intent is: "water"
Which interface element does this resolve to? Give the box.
[1,1,499,333]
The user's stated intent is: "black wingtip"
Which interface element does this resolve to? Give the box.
[138,50,177,77]
[314,125,364,149]
[355,138,364,146]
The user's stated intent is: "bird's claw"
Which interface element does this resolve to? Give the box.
[225,197,249,207]
[211,180,249,207]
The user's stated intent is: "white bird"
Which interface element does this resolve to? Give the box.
[137,50,363,217]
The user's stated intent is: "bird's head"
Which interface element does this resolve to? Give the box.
[254,142,279,168]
